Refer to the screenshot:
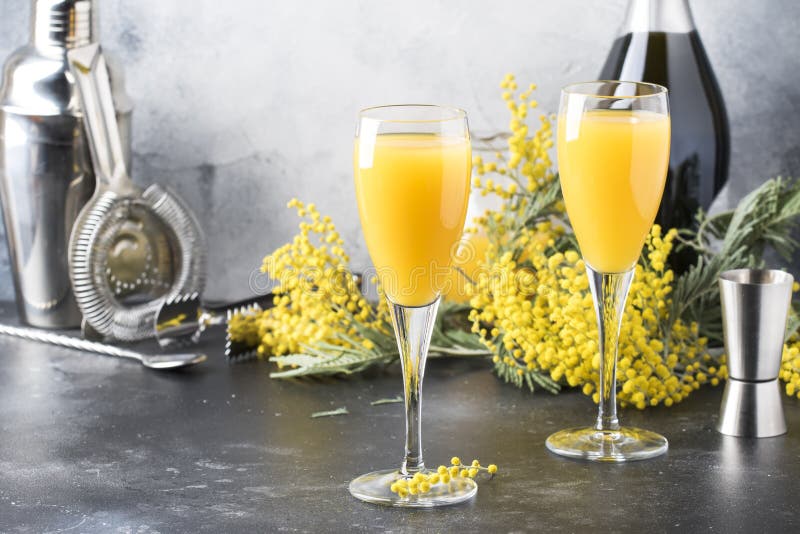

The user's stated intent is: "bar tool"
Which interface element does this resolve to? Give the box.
[717,269,792,438]
[67,43,206,341]
[224,303,265,362]
[0,323,206,370]
[155,292,266,360]
[0,0,132,328]
[155,293,207,347]
[156,275,365,358]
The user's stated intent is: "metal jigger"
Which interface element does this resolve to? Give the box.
[717,269,793,437]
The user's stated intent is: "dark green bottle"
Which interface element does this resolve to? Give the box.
[599,0,730,272]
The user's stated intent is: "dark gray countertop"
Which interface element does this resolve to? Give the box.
[0,302,798,533]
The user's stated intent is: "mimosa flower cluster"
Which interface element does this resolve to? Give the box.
[228,199,491,377]
[465,74,800,406]
[465,74,727,407]
[781,340,800,399]
[227,199,395,369]
[229,73,800,405]
[389,458,498,498]
[468,224,725,408]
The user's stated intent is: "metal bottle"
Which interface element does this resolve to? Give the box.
[0,0,132,328]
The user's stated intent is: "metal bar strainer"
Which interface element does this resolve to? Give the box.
[67,44,206,341]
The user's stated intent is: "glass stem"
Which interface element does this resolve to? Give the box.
[586,265,634,432]
[388,298,440,475]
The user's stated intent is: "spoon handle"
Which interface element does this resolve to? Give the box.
[0,323,142,362]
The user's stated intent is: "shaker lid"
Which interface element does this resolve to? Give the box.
[33,0,97,50]
[1,0,131,118]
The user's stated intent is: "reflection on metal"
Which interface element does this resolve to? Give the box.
[67,43,205,341]
[0,321,206,370]
[0,0,132,328]
[717,269,792,437]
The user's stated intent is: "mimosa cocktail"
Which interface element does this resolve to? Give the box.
[349,105,476,507]
[547,81,671,462]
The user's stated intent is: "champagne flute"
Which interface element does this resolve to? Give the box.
[546,81,671,462]
[349,105,474,506]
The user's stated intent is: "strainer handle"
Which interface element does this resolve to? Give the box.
[68,43,132,192]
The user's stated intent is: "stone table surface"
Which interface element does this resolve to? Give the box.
[0,303,798,533]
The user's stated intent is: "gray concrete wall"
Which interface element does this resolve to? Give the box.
[0,0,798,302]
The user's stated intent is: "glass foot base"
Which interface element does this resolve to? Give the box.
[546,426,668,462]
[349,468,477,507]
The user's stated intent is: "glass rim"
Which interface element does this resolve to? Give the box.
[358,104,467,124]
[561,80,668,99]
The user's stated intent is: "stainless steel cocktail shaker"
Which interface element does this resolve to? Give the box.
[0,0,132,328]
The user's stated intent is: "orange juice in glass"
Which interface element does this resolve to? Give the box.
[558,109,670,273]
[547,81,671,462]
[349,105,475,507]
[355,133,470,306]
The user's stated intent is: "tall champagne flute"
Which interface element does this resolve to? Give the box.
[349,105,474,506]
[546,81,671,462]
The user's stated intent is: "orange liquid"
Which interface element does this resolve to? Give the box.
[355,134,471,306]
[443,232,490,303]
[558,109,670,272]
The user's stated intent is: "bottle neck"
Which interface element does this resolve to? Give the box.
[621,0,696,34]
[31,0,97,50]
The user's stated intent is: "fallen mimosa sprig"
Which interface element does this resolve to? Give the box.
[388,457,498,498]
